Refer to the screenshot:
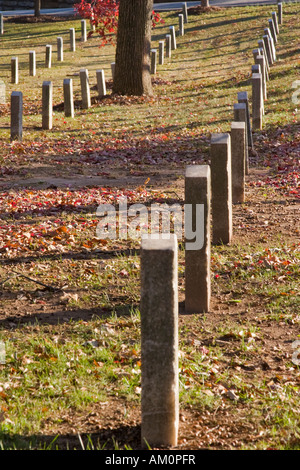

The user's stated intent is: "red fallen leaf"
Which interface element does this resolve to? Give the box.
[119,269,129,277]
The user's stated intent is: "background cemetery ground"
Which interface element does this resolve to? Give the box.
[0,4,299,449]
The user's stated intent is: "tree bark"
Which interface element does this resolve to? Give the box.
[113,0,153,96]
[201,0,210,7]
[34,0,41,17]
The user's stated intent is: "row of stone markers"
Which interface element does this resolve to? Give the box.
[251,4,282,130]
[8,3,190,139]
[9,20,92,85]
[8,2,187,85]
[139,3,284,450]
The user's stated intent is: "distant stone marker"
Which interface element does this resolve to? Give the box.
[81,19,87,42]
[234,101,250,174]
[0,80,5,104]
[63,78,74,118]
[211,133,232,245]
[96,69,106,98]
[169,26,177,50]
[185,165,211,313]
[255,54,267,101]
[10,91,23,141]
[178,14,184,36]
[0,14,4,35]
[57,37,63,62]
[151,49,157,74]
[252,73,263,130]
[111,62,115,80]
[159,40,164,65]
[231,122,246,204]
[11,57,18,84]
[70,28,76,52]
[272,11,279,34]
[29,51,36,77]
[263,35,273,66]
[182,2,188,23]
[42,81,53,130]
[80,68,91,109]
[258,39,270,75]
[268,18,277,44]
[45,45,52,68]
[278,3,283,25]
[166,34,172,58]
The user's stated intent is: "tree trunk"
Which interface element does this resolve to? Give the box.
[34,0,41,17]
[201,0,210,7]
[113,0,153,96]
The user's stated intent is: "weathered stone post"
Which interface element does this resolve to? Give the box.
[166,35,172,58]
[256,53,267,101]
[96,69,106,97]
[63,78,74,118]
[140,234,179,449]
[169,26,177,50]
[272,11,279,34]
[159,41,164,65]
[264,28,276,62]
[42,81,53,130]
[111,62,115,80]
[81,19,87,42]
[252,48,259,63]
[10,91,23,141]
[57,37,63,62]
[268,18,277,44]
[11,57,18,84]
[237,91,253,152]
[231,122,246,204]
[179,14,184,36]
[278,3,283,25]
[182,2,188,23]
[258,39,270,75]
[185,165,211,314]
[45,45,52,68]
[0,80,5,105]
[80,68,91,109]
[150,49,157,75]
[29,50,36,77]
[211,133,232,245]
[263,35,273,66]
[234,102,249,174]
[252,64,264,115]
[252,73,263,130]
[70,28,76,52]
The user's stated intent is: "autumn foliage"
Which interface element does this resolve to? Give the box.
[74,0,164,47]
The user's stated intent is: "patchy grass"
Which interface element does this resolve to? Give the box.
[0,4,299,450]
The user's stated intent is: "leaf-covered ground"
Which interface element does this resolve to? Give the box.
[0,5,299,450]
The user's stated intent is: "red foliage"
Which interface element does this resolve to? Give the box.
[74,0,165,47]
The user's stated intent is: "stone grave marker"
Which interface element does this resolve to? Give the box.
[80,68,91,109]
[140,234,179,449]
[231,122,246,204]
[185,165,211,313]
[10,91,23,141]
[42,81,53,130]
[211,133,232,245]
[63,78,74,118]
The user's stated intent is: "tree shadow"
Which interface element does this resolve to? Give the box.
[0,424,143,450]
